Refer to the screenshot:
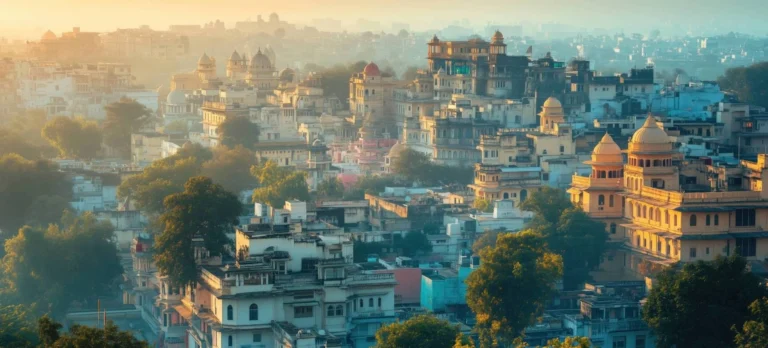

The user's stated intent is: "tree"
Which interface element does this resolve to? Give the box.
[117,143,213,214]
[2,212,122,316]
[202,146,258,194]
[37,315,61,347]
[472,230,506,254]
[0,305,39,348]
[251,161,309,208]
[394,231,432,257]
[319,61,368,106]
[0,127,44,159]
[42,116,102,159]
[473,198,492,213]
[392,149,473,186]
[514,337,591,348]
[734,297,768,348]
[103,98,153,157]
[520,189,607,289]
[718,62,768,108]
[9,109,49,147]
[154,177,241,286]
[466,232,563,345]
[343,174,399,200]
[46,318,148,348]
[643,255,768,348]
[316,177,345,199]
[402,66,420,81]
[375,314,463,348]
[0,154,72,236]
[217,116,260,150]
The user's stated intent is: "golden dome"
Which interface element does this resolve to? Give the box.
[542,96,562,109]
[491,30,504,44]
[41,30,57,41]
[591,133,623,164]
[631,115,669,145]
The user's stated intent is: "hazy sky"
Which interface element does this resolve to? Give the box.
[2,0,766,38]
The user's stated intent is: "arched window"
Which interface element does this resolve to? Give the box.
[636,204,641,217]
[714,214,719,225]
[609,195,614,207]
[706,214,711,226]
[378,297,382,307]
[227,305,233,321]
[674,215,678,226]
[656,208,661,222]
[610,223,617,234]
[690,215,697,227]
[503,192,509,199]
[598,195,605,206]
[359,299,363,308]
[665,211,669,224]
[643,206,647,218]
[368,298,374,307]
[327,305,335,316]
[520,189,528,202]
[249,304,258,320]
[335,305,343,316]
[649,208,654,220]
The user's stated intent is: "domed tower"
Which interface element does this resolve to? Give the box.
[41,30,57,41]
[490,30,506,55]
[307,137,330,172]
[247,49,276,88]
[569,133,625,236]
[539,96,565,133]
[625,115,678,192]
[385,141,407,173]
[278,68,296,85]
[226,50,247,81]
[197,53,217,81]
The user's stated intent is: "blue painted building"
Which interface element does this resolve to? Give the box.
[420,255,479,312]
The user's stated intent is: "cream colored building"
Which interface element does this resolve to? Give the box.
[570,115,768,274]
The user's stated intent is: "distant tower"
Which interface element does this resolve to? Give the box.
[539,96,565,133]
[307,137,331,172]
[490,30,506,55]
[197,53,217,81]
[226,50,247,81]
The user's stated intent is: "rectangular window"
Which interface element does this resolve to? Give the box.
[294,306,314,318]
[736,237,757,257]
[612,336,626,348]
[253,333,262,342]
[690,247,697,258]
[735,209,756,227]
[635,335,646,348]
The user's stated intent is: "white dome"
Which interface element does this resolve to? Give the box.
[166,89,186,105]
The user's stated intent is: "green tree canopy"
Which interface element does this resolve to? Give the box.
[718,62,768,108]
[251,161,309,208]
[391,149,473,186]
[42,116,102,159]
[201,145,258,194]
[465,231,563,345]
[375,314,464,348]
[2,212,122,316]
[520,188,607,289]
[154,176,241,286]
[394,231,432,257]
[472,229,507,254]
[319,61,368,105]
[643,255,768,348]
[103,98,153,157]
[39,316,148,348]
[0,305,39,348]
[734,297,768,348]
[473,198,492,213]
[316,177,345,199]
[0,127,45,159]
[0,154,72,236]
[217,116,260,150]
[343,174,400,200]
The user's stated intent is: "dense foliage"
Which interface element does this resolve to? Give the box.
[2,212,122,316]
[154,177,241,286]
[103,98,153,157]
[718,62,768,108]
[251,160,310,208]
[216,116,260,150]
[394,231,432,257]
[465,232,563,345]
[734,297,768,348]
[38,316,148,348]
[375,314,466,348]
[42,116,102,159]
[0,154,72,236]
[0,305,39,347]
[316,177,345,199]
[391,149,473,186]
[520,188,607,289]
[343,174,401,200]
[643,255,767,348]
[118,144,256,214]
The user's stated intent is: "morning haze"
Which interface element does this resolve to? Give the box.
[1,1,768,347]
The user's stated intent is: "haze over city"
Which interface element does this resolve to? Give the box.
[2,1,768,347]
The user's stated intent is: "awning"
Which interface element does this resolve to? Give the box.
[173,305,192,320]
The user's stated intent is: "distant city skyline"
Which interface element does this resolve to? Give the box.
[3,0,767,39]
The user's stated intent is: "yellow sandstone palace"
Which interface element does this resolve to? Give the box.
[570,115,768,271]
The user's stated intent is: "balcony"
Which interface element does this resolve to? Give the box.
[348,273,396,285]
[571,175,623,189]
